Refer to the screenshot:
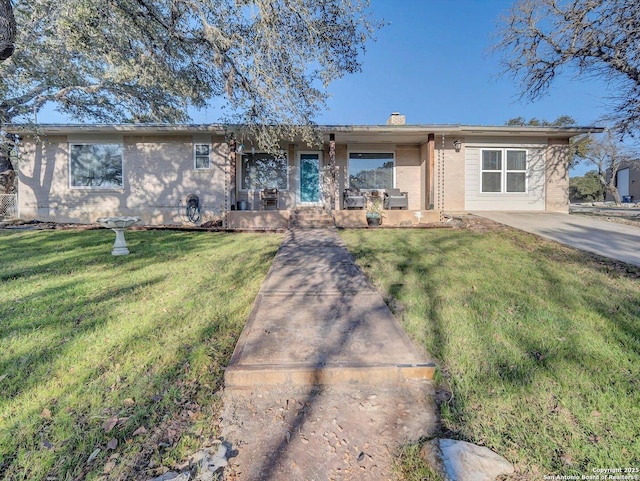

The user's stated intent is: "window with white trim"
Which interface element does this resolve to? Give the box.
[70,143,123,189]
[348,152,394,190]
[241,152,288,190]
[506,150,527,192]
[481,149,527,193]
[194,144,211,169]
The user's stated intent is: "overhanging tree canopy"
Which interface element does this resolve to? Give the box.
[2,0,377,126]
[0,0,379,192]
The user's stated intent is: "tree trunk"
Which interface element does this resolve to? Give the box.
[606,164,623,205]
[0,136,16,194]
[607,182,622,205]
[0,166,15,194]
[0,0,20,193]
[0,0,16,61]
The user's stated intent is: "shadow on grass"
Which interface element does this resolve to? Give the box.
[341,227,640,472]
[0,229,282,480]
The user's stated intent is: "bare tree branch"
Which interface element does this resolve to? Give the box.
[495,0,640,137]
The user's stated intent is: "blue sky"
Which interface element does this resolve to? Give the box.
[192,0,610,130]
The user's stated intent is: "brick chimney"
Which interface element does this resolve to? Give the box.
[386,112,406,125]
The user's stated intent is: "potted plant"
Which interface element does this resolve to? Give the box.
[365,193,383,226]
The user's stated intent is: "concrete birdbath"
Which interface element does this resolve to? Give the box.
[97,216,141,255]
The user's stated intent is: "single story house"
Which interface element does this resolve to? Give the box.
[11,114,602,228]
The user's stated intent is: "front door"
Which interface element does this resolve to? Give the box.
[299,153,321,205]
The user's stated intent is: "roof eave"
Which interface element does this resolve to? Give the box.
[6,123,605,140]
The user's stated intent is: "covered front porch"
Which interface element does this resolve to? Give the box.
[223,118,452,229]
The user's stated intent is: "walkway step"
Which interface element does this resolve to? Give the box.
[288,208,336,229]
[225,290,432,388]
[225,363,435,388]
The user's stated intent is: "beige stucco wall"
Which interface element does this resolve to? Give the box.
[18,136,70,221]
[545,139,570,212]
[18,134,228,224]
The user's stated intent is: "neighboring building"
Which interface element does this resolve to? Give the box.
[610,161,640,203]
[10,115,602,228]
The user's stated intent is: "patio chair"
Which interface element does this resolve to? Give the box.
[260,188,279,210]
[343,187,366,209]
[384,188,408,210]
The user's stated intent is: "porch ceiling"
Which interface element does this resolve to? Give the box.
[321,124,604,145]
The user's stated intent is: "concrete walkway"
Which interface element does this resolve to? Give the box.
[474,211,640,267]
[221,229,437,480]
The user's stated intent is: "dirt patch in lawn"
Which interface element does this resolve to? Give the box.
[220,382,438,481]
[455,214,511,233]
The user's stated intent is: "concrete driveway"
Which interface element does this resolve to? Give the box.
[473,211,640,267]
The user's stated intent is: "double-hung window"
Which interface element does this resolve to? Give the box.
[241,152,288,190]
[348,152,394,190]
[70,143,123,189]
[481,149,527,193]
[194,144,211,170]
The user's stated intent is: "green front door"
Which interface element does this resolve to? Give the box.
[300,153,320,204]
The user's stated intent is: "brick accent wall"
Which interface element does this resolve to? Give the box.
[442,137,466,211]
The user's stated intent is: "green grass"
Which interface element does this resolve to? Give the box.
[394,442,445,481]
[341,227,640,477]
[0,228,282,480]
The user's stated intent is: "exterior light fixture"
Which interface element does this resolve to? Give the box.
[453,139,462,152]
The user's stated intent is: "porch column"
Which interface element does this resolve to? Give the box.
[229,142,237,210]
[288,143,296,209]
[427,133,435,209]
[420,141,427,210]
[329,133,336,210]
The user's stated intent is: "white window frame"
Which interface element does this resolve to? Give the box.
[347,151,396,191]
[239,151,289,191]
[480,148,528,194]
[69,143,124,190]
[505,149,528,193]
[194,143,211,170]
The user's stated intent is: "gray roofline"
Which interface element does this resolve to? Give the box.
[5,122,605,138]
[322,124,603,135]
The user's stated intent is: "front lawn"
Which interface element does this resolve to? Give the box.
[0,228,282,480]
[341,226,640,477]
